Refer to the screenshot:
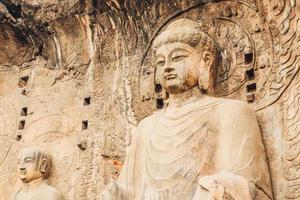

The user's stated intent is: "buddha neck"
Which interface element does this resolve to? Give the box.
[167,87,204,108]
[22,177,44,192]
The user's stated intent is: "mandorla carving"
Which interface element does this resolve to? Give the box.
[130,1,300,199]
[262,1,300,199]
[102,18,273,200]
[256,0,300,110]
[283,71,300,199]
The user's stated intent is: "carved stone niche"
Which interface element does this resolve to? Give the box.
[101,18,273,200]
[129,1,300,200]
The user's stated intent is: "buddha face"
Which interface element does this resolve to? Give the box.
[155,42,205,94]
[17,148,43,183]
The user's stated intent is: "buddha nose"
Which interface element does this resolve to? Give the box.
[19,167,26,172]
[164,63,175,73]
[18,163,25,170]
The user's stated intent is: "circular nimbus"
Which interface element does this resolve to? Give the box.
[0,96,17,167]
[30,131,75,193]
[134,0,275,119]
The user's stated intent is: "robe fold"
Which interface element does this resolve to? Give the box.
[115,98,272,200]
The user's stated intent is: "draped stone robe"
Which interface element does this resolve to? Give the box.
[14,178,62,200]
[116,97,272,200]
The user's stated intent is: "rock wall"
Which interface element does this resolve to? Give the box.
[0,0,300,199]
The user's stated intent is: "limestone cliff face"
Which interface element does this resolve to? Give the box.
[0,0,165,68]
[0,1,300,200]
[0,1,155,199]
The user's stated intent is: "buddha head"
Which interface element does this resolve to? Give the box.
[17,147,52,183]
[153,18,219,95]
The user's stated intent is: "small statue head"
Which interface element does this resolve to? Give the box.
[152,18,219,95]
[17,147,52,183]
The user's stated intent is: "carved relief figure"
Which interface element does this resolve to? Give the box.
[101,18,273,200]
[14,147,62,200]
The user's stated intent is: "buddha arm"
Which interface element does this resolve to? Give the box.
[218,102,265,173]
[194,101,272,200]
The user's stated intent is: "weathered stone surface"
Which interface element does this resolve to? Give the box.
[101,18,272,200]
[0,0,299,199]
[14,147,63,200]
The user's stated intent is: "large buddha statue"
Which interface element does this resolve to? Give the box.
[102,18,273,200]
[14,147,62,200]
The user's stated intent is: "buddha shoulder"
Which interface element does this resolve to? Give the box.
[214,99,256,120]
[39,182,62,200]
[137,113,160,129]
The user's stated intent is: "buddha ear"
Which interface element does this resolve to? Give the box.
[198,51,213,93]
[202,51,213,68]
[40,158,48,174]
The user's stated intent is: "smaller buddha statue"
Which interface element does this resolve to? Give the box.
[14,147,63,200]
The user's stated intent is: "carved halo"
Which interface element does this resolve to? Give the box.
[134,0,281,119]
[0,95,17,169]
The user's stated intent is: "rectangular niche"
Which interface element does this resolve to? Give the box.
[83,97,91,106]
[16,133,22,141]
[246,82,257,93]
[18,76,29,88]
[18,120,25,130]
[82,120,88,130]
[246,93,255,102]
[155,83,162,93]
[156,98,164,109]
[244,52,253,65]
[246,68,255,81]
[21,107,28,116]
[21,89,27,96]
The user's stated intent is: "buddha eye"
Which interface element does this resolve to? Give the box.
[24,158,34,163]
[172,55,188,62]
[156,60,165,67]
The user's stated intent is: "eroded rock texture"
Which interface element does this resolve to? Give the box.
[0,0,300,199]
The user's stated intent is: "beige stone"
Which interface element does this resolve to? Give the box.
[0,1,300,200]
[14,147,62,200]
[101,18,272,200]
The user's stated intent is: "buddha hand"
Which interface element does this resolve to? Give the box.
[192,173,253,200]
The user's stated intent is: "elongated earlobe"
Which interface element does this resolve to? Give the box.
[40,158,48,174]
[198,51,213,93]
[198,69,209,93]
